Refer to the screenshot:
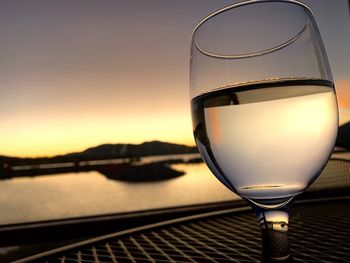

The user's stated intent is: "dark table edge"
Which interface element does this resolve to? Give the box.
[14,195,350,263]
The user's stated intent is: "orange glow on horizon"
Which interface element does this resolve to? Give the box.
[336,80,350,109]
[0,112,195,158]
[336,80,350,126]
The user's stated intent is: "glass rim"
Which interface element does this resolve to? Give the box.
[191,0,315,59]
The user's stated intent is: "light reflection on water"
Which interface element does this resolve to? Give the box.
[0,162,238,225]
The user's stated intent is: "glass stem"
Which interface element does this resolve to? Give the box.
[253,205,293,262]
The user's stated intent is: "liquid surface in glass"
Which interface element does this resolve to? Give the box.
[191,79,338,203]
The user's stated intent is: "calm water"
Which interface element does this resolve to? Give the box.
[0,154,238,225]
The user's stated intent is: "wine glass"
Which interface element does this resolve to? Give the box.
[190,0,338,262]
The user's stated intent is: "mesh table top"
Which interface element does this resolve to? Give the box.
[18,198,350,263]
[17,158,350,263]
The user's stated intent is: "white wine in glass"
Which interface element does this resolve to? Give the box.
[190,1,338,262]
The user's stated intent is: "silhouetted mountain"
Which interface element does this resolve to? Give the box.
[65,141,197,160]
[336,122,350,149]
[0,141,198,166]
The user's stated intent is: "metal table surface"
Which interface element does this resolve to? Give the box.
[15,158,350,263]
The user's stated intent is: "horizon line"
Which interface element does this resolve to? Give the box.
[0,139,197,159]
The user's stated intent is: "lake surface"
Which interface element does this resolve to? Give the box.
[0,154,238,225]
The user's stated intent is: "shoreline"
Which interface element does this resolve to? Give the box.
[0,155,203,182]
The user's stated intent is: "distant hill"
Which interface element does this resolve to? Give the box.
[336,122,350,149]
[0,141,198,166]
[65,141,198,160]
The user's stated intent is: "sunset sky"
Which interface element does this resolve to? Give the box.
[0,0,349,157]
